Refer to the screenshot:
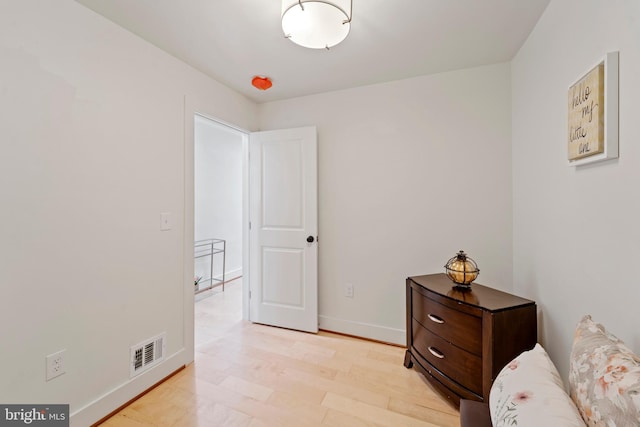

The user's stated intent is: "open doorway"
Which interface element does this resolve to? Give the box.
[193,114,247,347]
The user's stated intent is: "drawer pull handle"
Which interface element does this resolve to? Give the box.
[428,346,445,359]
[427,314,444,324]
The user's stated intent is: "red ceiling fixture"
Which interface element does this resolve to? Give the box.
[251,76,273,91]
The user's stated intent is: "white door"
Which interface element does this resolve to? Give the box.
[249,126,318,333]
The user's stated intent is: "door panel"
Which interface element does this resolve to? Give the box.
[262,138,303,228]
[249,126,318,333]
[262,247,304,307]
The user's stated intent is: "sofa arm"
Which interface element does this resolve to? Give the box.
[459,399,491,427]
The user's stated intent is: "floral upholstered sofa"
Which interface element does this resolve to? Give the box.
[459,315,640,427]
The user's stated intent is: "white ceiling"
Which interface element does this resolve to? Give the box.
[74,0,550,104]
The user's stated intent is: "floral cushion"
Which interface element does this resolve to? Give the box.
[569,315,640,426]
[490,343,585,427]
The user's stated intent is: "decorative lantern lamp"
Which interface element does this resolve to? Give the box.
[444,250,479,287]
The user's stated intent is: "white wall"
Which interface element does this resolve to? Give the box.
[512,0,640,378]
[194,116,244,283]
[0,1,257,425]
[12,0,636,419]
[259,63,513,344]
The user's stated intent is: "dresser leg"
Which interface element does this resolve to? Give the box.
[404,350,413,368]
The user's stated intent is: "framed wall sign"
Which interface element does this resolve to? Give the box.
[567,51,619,166]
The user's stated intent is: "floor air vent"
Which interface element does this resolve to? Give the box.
[130,332,166,378]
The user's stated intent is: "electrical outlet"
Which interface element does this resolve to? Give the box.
[46,350,66,381]
[345,283,354,298]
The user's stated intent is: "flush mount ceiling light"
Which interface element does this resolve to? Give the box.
[282,0,352,50]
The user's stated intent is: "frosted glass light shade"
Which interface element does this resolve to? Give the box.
[282,0,351,49]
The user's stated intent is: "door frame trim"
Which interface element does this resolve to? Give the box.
[184,97,251,364]
[193,112,250,319]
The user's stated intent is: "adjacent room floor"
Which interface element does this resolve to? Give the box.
[99,279,460,426]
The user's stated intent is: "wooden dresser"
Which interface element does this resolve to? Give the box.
[404,273,537,406]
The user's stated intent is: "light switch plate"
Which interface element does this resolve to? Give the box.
[160,212,172,231]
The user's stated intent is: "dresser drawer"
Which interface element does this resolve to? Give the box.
[412,319,482,395]
[412,289,482,356]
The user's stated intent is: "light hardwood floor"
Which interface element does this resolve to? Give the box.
[99,280,460,426]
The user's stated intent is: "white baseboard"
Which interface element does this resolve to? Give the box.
[194,264,242,284]
[318,315,406,346]
[213,267,242,282]
[70,349,189,427]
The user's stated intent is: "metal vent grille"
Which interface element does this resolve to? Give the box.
[134,348,143,371]
[130,333,166,378]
